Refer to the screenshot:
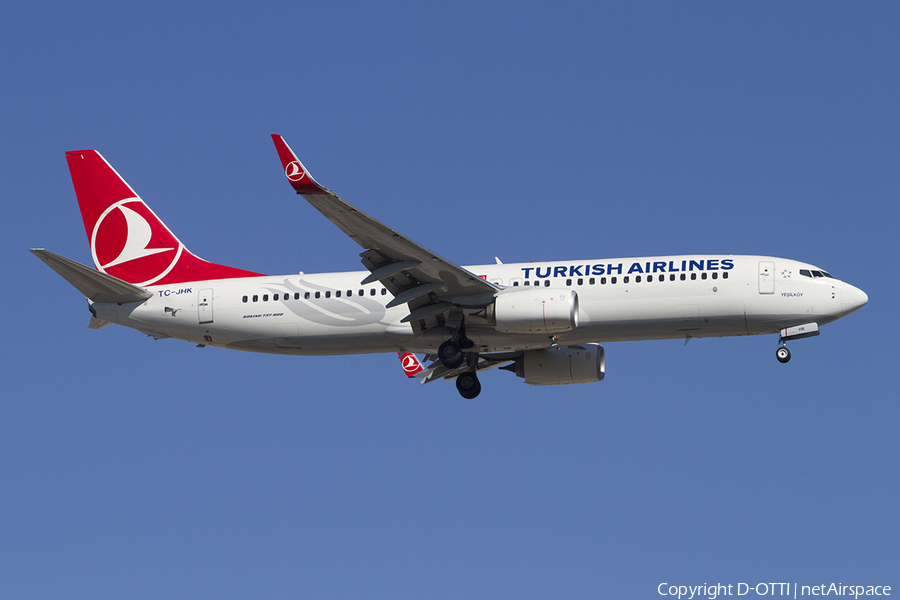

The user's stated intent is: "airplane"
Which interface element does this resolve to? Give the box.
[32,135,869,399]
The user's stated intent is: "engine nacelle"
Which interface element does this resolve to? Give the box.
[487,288,579,334]
[504,344,605,386]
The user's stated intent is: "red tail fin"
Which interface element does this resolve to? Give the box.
[66,150,262,286]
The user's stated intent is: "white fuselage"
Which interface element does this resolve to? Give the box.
[91,255,866,356]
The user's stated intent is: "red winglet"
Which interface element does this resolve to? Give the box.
[270,134,329,195]
[398,352,425,378]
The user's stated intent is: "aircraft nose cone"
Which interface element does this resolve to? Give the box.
[842,283,868,316]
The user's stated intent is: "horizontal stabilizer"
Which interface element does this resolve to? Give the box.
[30,249,153,303]
[88,316,112,329]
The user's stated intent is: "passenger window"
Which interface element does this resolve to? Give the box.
[669,274,675,281]
[577,278,583,286]
[635,275,641,283]
[325,291,331,298]
[253,295,258,302]
[358,289,364,296]
[712,272,718,280]
[263,294,269,301]
[273,293,279,301]
[589,278,595,285]
[691,273,697,280]
[723,272,728,279]
[601,277,607,285]
[513,281,519,286]
[624,276,630,284]
[346,290,352,297]
[680,273,685,281]
[336,291,341,298]
[566,279,572,286]
[544,280,550,287]
[647,275,653,282]
[701,273,707,280]
[242,295,248,303]
[611,277,617,284]
[315,291,321,299]
[524,281,530,286]
[304,292,310,299]
[381,288,387,295]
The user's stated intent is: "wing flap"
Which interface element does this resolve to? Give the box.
[417,353,516,385]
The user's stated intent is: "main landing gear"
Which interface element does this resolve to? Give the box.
[456,371,481,399]
[439,323,480,399]
[438,339,463,369]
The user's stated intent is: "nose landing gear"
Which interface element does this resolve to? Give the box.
[776,345,791,363]
[775,322,819,363]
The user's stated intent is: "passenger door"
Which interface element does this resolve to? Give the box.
[758,261,775,294]
[198,288,214,324]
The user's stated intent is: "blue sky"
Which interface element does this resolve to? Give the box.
[2,2,898,598]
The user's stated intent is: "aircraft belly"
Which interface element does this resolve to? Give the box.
[576,294,749,341]
[226,334,403,356]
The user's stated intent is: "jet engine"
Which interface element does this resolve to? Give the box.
[486,288,578,334]
[502,344,605,386]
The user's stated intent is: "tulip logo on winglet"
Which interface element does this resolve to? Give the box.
[285,161,306,182]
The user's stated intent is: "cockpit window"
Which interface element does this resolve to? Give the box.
[800,269,835,279]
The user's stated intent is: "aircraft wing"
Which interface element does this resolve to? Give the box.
[272,135,500,333]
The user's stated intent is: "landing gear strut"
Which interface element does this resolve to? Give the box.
[456,371,481,399]
[440,315,479,397]
[438,319,473,369]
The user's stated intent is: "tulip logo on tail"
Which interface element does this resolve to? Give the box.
[91,198,183,286]
[399,352,424,377]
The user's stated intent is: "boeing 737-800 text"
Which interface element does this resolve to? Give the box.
[32,135,868,398]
